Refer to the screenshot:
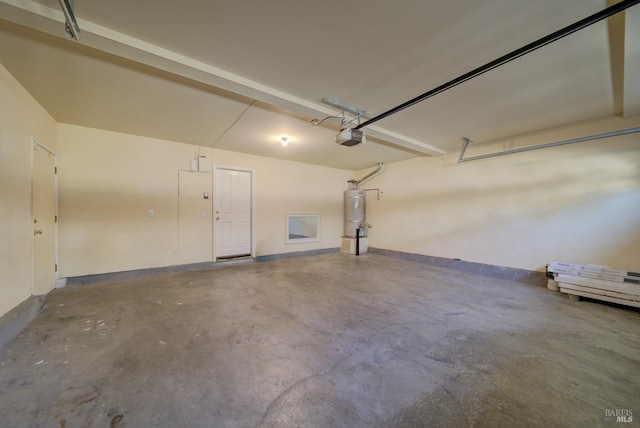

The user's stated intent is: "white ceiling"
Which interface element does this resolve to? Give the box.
[0,0,638,170]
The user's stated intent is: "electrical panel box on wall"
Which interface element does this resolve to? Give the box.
[198,155,212,172]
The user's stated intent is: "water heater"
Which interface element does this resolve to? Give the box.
[344,189,366,237]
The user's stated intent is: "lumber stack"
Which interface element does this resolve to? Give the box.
[548,261,640,308]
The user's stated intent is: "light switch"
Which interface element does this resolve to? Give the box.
[147,209,154,217]
[201,210,207,217]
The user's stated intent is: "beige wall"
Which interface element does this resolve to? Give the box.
[5,55,638,320]
[0,63,57,316]
[359,117,640,271]
[57,124,351,278]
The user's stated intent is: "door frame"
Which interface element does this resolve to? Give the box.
[31,137,59,293]
[212,165,255,261]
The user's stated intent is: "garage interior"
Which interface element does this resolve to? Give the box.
[1,1,639,427]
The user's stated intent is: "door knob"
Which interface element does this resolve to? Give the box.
[34,229,43,235]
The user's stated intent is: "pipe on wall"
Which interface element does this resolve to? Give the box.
[458,127,640,162]
[349,162,384,189]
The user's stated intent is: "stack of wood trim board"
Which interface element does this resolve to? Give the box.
[548,261,640,308]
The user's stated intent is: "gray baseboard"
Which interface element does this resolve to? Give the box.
[254,247,340,262]
[56,247,540,290]
[60,248,341,286]
[369,248,547,286]
[61,261,218,286]
[0,295,45,350]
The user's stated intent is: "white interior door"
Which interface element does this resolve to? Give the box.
[215,168,251,258]
[33,143,56,295]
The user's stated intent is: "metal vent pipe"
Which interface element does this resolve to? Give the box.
[348,162,383,189]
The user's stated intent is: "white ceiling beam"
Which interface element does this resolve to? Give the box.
[622,5,640,117]
[607,0,626,116]
[0,0,447,156]
[606,1,640,118]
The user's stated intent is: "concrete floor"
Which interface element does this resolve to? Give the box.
[0,253,638,427]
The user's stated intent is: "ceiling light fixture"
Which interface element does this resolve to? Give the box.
[280,136,289,147]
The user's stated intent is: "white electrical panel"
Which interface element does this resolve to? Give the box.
[198,155,212,172]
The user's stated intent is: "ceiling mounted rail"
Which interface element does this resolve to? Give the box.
[458,127,640,163]
[318,97,371,129]
[58,0,80,40]
[355,0,640,130]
